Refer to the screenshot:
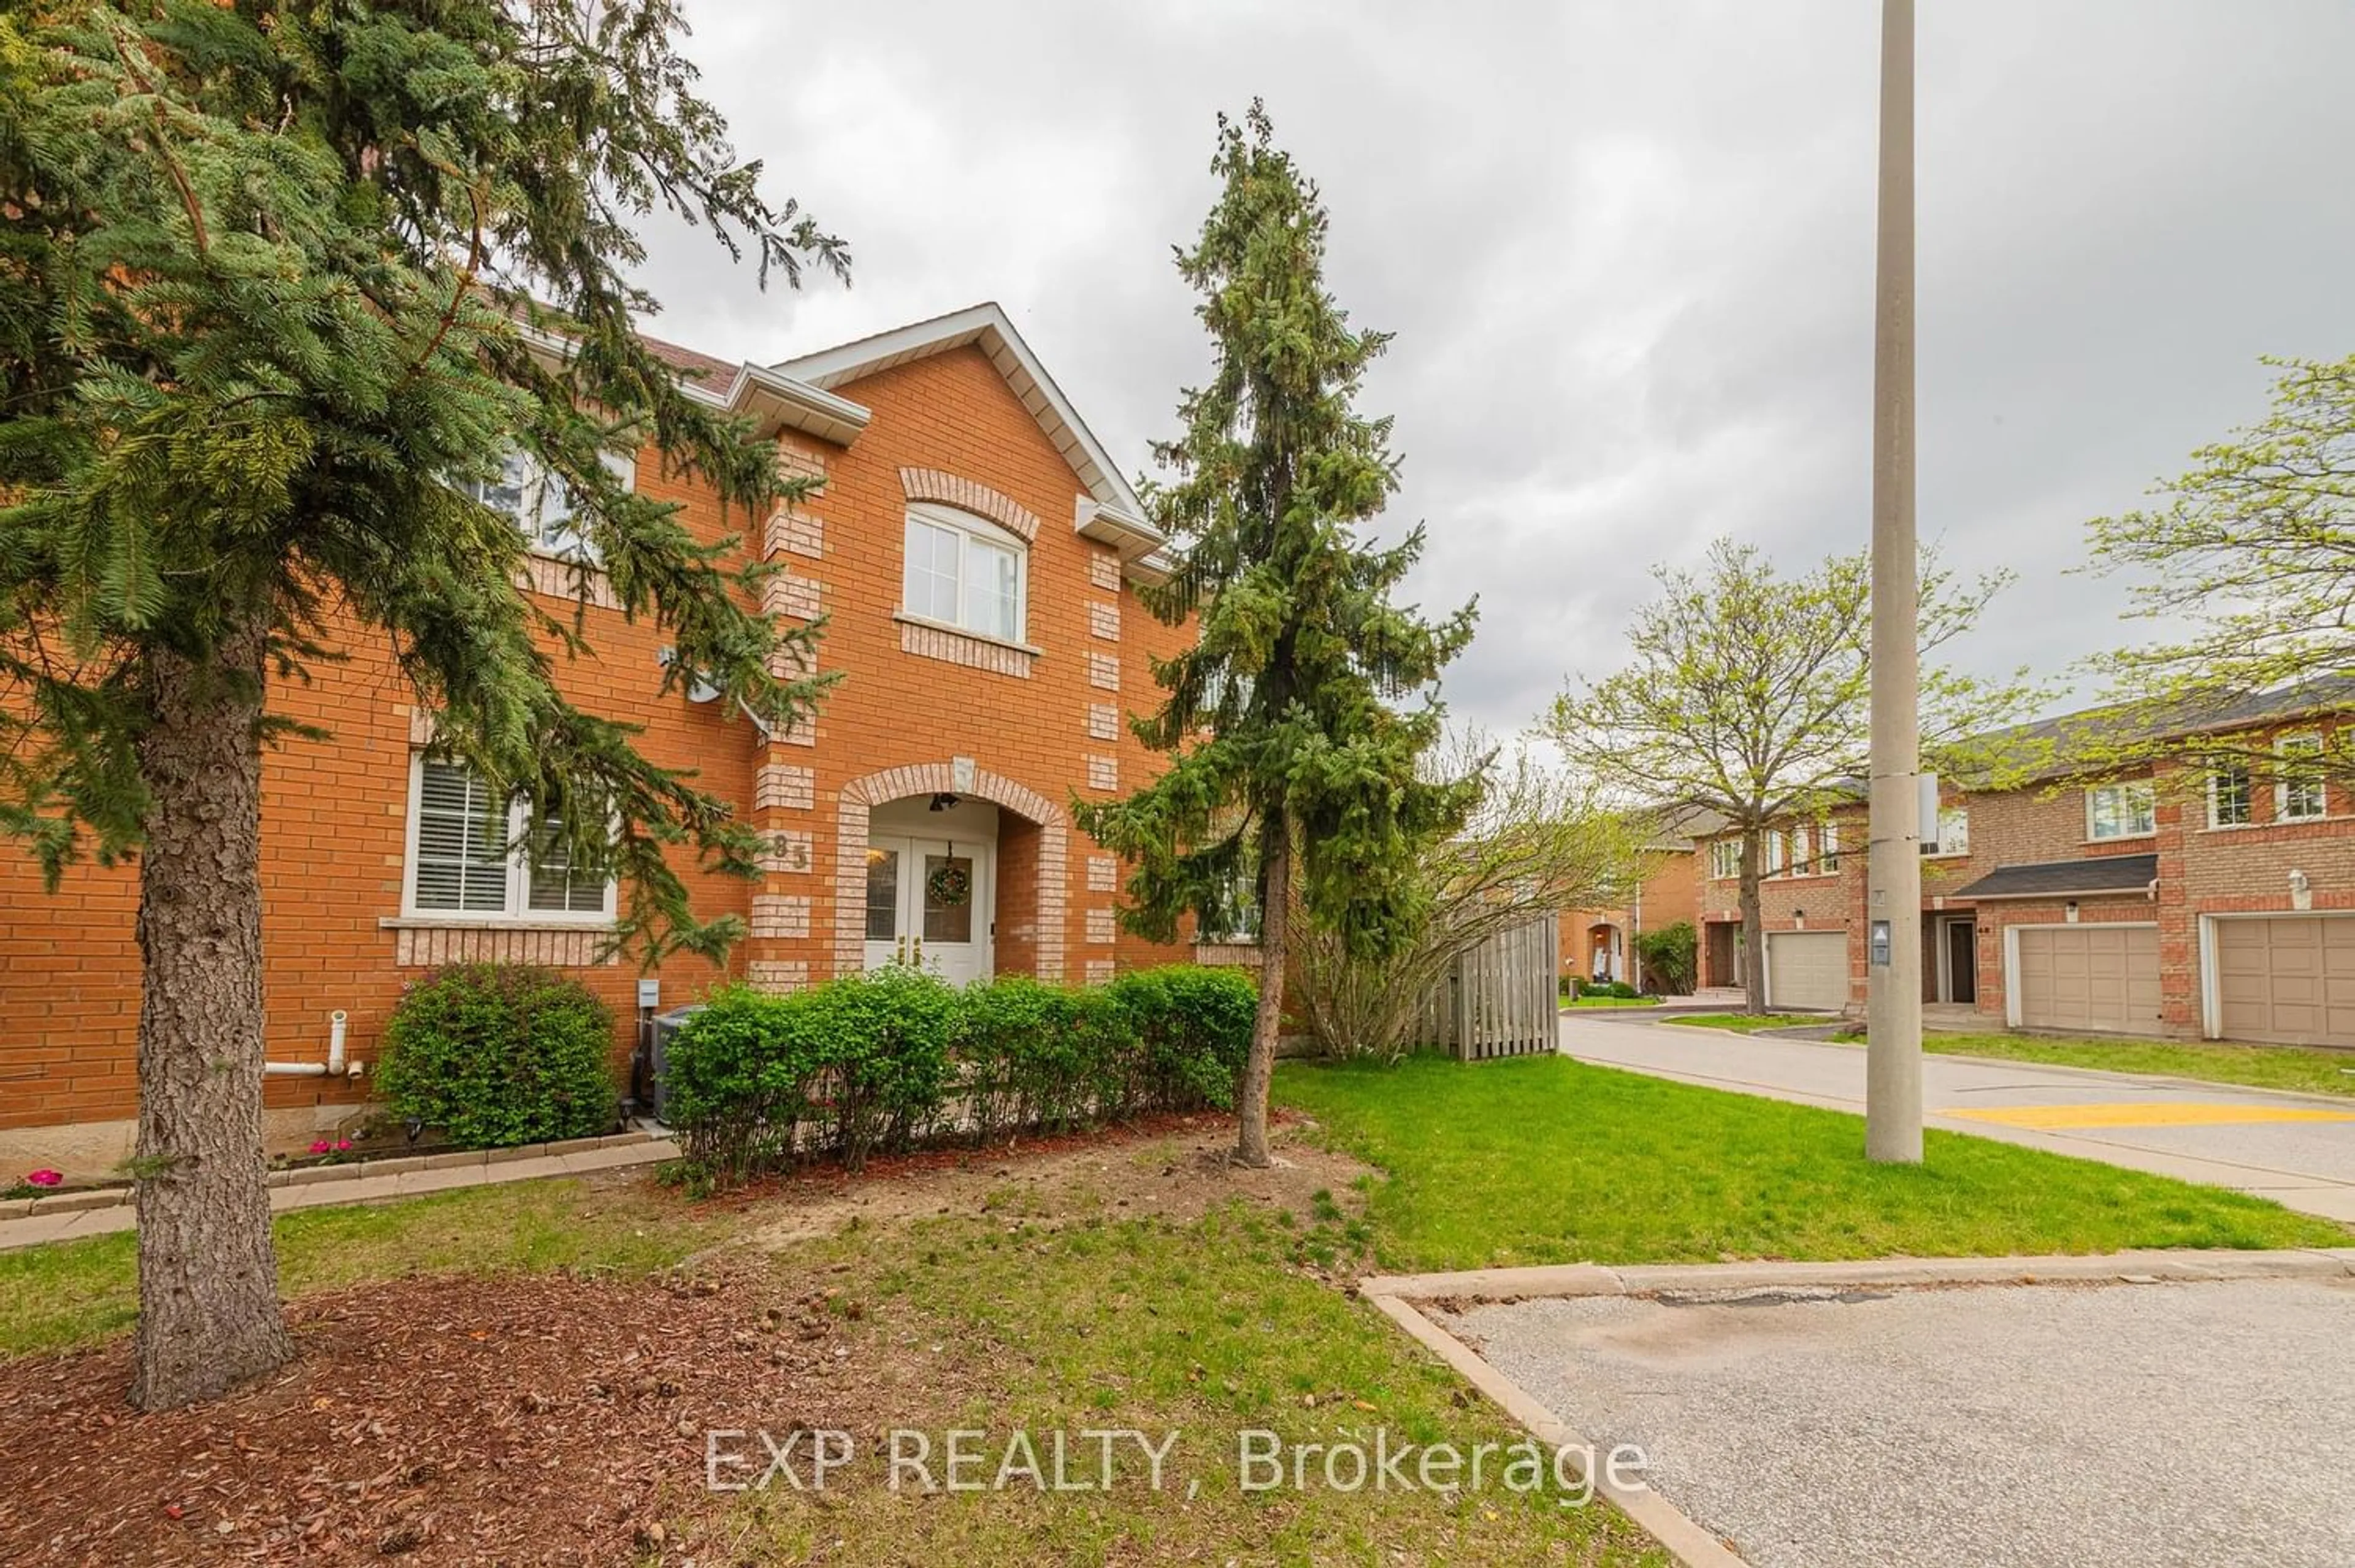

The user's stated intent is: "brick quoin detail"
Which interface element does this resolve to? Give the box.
[763,573,822,623]
[1084,958,1116,986]
[1086,703,1119,741]
[832,762,1069,981]
[757,830,815,875]
[765,508,824,560]
[1087,552,1121,592]
[746,960,811,994]
[756,764,815,812]
[749,895,813,940]
[1087,602,1120,641]
[1086,855,1118,893]
[1085,908,1117,945]
[1087,652,1119,691]
[1086,754,1117,792]
[900,468,1042,542]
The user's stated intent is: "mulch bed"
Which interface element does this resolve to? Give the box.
[0,1269,902,1567]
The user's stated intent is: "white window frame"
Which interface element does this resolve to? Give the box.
[2085,780,2156,842]
[1764,829,1787,878]
[2276,733,2327,822]
[458,448,636,565]
[1709,838,1740,881]
[1924,805,1970,859]
[901,502,1029,646]
[2207,757,2253,828]
[400,754,616,924]
[1817,820,1841,876]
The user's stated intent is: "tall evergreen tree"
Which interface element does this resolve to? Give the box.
[0,0,843,1409]
[1079,103,1477,1166]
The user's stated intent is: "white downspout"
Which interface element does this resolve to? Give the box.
[264,1010,361,1079]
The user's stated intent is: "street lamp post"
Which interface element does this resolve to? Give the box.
[1866,0,1924,1163]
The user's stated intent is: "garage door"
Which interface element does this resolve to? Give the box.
[1766,931,1848,1011]
[2213,917,2355,1047]
[2013,925,2159,1034]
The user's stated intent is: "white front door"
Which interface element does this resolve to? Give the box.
[862,833,991,984]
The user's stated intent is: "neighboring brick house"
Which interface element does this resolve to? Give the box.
[1561,829,1704,990]
[0,302,1205,1169]
[1692,687,2355,1046]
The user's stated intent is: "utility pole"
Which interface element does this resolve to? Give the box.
[1866,0,1923,1163]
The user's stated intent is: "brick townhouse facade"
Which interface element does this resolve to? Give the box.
[1561,836,1702,989]
[0,302,1206,1170]
[1694,690,2355,1047]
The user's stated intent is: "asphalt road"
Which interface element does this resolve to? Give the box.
[1446,1275,2355,1568]
[1557,1012,2355,1223]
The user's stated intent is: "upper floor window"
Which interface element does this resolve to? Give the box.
[405,757,613,922]
[1708,838,1740,881]
[903,503,1027,644]
[1817,820,1842,876]
[1763,829,1787,877]
[2277,734,2328,822]
[2086,780,2155,841]
[458,448,635,564]
[2207,758,2253,828]
[1924,806,1970,858]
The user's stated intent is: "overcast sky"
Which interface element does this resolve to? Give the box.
[634,0,2355,737]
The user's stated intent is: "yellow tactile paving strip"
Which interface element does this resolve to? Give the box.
[1939,1102,2355,1131]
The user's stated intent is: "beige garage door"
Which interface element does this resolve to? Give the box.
[1766,931,1848,1011]
[2013,925,2159,1034]
[2213,917,2355,1047]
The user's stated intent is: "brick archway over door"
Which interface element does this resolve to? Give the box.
[834,763,1068,981]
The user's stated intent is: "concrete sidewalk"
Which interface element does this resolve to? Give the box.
[1558,1011,2355,1223]
[0,1135,676,1252]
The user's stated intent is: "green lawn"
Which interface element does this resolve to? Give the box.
[1659,1011,1825,1033]
[1563,994,1662,1009]
[1921,1030,2355,1098]
[0,1160,1664,1566]
[1274,1054,2346,1271]
[0,1176,733,1359]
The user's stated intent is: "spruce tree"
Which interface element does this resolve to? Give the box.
[0,0,841,1409]
[1079,103,1477,1166]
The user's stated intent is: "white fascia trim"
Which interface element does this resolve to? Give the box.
[774,302,1152,521]
[513,323,870,446]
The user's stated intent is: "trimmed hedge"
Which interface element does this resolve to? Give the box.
[664,964,1256,1187]
[377,964,619,1148]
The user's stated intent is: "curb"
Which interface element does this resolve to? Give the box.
[1363,1292,1748,1568]
[1362,1246,2355,1305]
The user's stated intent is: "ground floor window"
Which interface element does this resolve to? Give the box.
[405,757,615,921]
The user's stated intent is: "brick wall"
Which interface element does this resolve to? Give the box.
[0,337,1198,1165]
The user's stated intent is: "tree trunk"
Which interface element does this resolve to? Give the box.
[131,613,294,1410]
[1739,828,1767,1015]
[1235,816,1291,1169]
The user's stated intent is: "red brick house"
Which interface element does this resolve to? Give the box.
[1561,827,1705,990]
[0,303,1204,1171]
[1693,687,2355,1045]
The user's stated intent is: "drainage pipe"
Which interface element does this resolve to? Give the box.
[264,1010,361,1079]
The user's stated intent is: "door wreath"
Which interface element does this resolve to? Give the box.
[927,862,971,908]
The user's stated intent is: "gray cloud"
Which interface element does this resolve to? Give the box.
[637,0,2355,732]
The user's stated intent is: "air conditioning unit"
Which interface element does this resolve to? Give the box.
[642,1004,704,1126]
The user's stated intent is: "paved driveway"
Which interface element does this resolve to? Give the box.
[1558,1012,2355,1222]
[1444,1275,2355,1568]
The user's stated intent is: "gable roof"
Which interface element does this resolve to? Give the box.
[773,302,1165,563]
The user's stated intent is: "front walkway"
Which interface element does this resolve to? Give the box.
[0,1134,676,1253]
[1557,1011,2355,1223]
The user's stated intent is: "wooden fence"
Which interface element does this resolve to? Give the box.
[1412,913,1560,1061]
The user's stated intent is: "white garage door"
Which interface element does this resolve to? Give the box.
[1766,931,1849,1011]
[2213,916,2355,1047]
[2013,925,2159,1034]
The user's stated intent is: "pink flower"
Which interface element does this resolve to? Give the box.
[334,1139,354,1153]
[25,1169,62,1188]
[308,1139,332,1155]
